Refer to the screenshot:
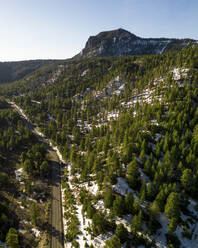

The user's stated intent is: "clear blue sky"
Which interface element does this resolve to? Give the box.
[0,0,197,61]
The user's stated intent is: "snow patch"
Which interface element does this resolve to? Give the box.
[107,111,119,121]
[31,100,41,104]
[15,168,23,182]
[95,199,110,215]
[81,69,89,77]
[172,68,189,81]
[159,40,171,54]
[0,241,8,248]
[31,228,40,238]
[75,204,92,247]
[47,114,56,121]
[81,181,99,195]
[114,84,125,95]
[112,177,137,198]
[92,233,113,247]
[155,133,164,142]
[115,214,133,232]
[138,168,151,183]
[176,198,198,247]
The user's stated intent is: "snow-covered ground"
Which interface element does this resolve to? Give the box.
[47,114,56,121]
[46,66,63,84]
[153,214,169,248]
[138,168,151,183]
[81,181,99,195]
[63,168,94,248]
[0,241,8,248]
[34,128,44,137]
[92,233,113,247]
[112,177,137,198]
[81,69,89,77]
[75,204,93,247]
[63,160,116,248]
[176,199,198,248]
[9,102,30,121]
[31,100,41,104]
[114,84,126,95]
[94,199,107,213]
[115,214,133,232]
[151,119,159,126]
[148,198,198,248]
[172,68,189,81]
[107,111,119,121]
[121,87,161,109]
[15,167,23,182]
[31,228,40,238]
[61,187,67,243]
[154,133,164,142]
[159,40,171,54]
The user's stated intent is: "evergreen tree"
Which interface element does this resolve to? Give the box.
[165,192,180,221]
[6,228,20,248]
[115,223,128,243]
[112,195,124,217]
[125,192,134,214]
[104,236,121,248]
[104,189,114,209]
[168,217,177,233]
[126,158,140,189]
[30,202,40,226]
[131,210,142,234]
[180,169,192,191]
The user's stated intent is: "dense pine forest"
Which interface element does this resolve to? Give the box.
[0,44,198,247]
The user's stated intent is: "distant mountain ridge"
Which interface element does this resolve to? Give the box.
[0,28,197,85]
[76,28,197,58]
[0,59,60,84]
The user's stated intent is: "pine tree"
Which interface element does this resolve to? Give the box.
[115,223,128,243]
[104,236,121,248]
[168,217,177,232]
[132,198,140,215]
[30,202,40,226]
[6,228,20,248]
[104,189,114,209]
[165,192,180,220]
[180,169,192,191]
[113,195,124,217]
[149,201,160,218]
[126,158,140,189]
[125,192,134,214]
[131,210,142,234]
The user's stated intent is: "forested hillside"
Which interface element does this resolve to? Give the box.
[1,45,198,247]
[0,59,60,84]
[0,98,56,248]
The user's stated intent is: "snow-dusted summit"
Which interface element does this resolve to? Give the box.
[76,28,197,58]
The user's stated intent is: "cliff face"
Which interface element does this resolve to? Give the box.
[76,28,196,58]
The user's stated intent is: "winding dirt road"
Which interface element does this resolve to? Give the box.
[9,101,64,248]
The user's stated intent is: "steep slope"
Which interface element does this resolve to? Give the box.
[2,45,198,247]
[76,28,197,58]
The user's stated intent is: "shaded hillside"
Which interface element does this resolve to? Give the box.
[0,59,60,84]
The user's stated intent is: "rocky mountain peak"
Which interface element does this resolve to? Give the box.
[76,28,197,59]
[85,28,138,50]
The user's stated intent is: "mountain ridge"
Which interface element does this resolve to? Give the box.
[1,39,198,247]
[0,59,61,84]
[76,28,197,58]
